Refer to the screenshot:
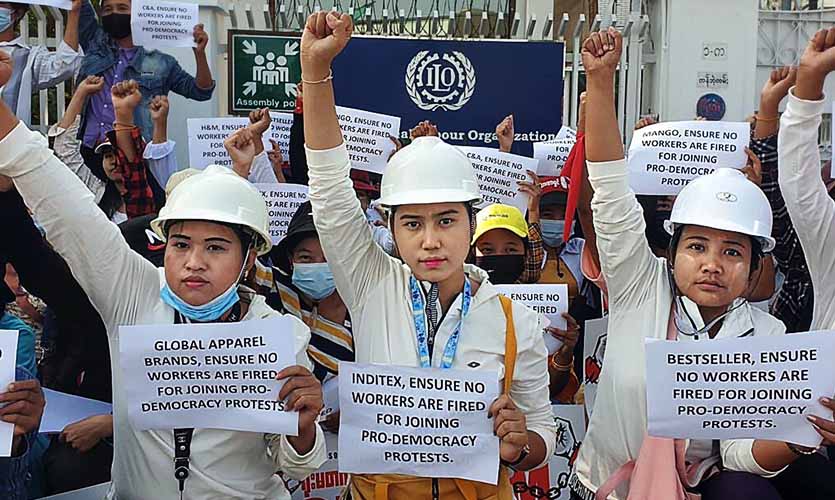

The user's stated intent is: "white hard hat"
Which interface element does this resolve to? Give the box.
[379,136,481,207]
[151,165,272,255]
[664,168,775,253]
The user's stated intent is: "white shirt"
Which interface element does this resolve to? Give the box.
[777,89,835,331]
[48,116,105,203]
[0,37,82,127]
[571,158,787,499]
[143,140,179,190]
[306,143,557,468]
[0,123,327,499]
[249,150,280,184]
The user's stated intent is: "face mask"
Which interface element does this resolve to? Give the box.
[540,219,574,247]
[0,8,14,33]
[160,281,240,322]
[292,262,336,301]
[476,255,525,285]
[102,13,132,39]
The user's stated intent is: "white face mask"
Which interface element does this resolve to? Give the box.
[0,8,14,33]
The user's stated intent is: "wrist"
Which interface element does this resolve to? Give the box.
[301,60,332,81]
[795,66,826,100]
[758,98,780,116]
[114,110,135,125]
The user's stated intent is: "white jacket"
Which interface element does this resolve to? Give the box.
[306,144,557,467]
[777,90,835,331]
[0,123,326,499]
[572,159,786,499]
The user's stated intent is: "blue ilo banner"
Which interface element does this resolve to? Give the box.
[331,37,565,156]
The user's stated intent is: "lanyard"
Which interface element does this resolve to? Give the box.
[409,276,471,369]
[171,304,241,497]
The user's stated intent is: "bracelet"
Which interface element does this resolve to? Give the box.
[787,442,819,456]
[112,126,135,133]
[755,114,780,122]
[301,69,333,85]
[549,353,573,372]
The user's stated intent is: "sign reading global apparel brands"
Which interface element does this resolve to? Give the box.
[331,36,565,155]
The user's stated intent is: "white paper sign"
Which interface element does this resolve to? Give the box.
[646,330,835,447]
[41,389,113,434]
[509,405,586,500]
[338,362,500,484]
[582,316,608,419]
[131,0,198,48]
[556,126,577,141]
[336,106,401,174]
[40,482,112,500]
[254,183,309,244]
[119,318,299,435]
[627,121,749,195]
[0,330,17,457]
[493,284,568,355]
[320,377,339,419]
[187,115,293,170]
[831,102,835,179]
[19,0,71,9]
[534,139,575,177]
[290,432,345,500]
[459,146,536,215]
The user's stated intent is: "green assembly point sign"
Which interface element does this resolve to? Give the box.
[228,30,302,114]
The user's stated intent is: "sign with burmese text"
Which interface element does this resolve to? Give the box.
[646,330,835,447]
[119,318,298,435]
[338,362,500,484]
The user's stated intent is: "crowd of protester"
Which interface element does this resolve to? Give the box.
[0,1,833,499]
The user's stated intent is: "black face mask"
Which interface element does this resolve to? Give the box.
[102,13,132,39]
[476,255,525,285]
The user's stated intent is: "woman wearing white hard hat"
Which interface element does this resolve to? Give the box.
[0,66,326,496]
[568,28,827,500]
[301,11,555,499]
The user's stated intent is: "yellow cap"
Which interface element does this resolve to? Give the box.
[472,204,528,244]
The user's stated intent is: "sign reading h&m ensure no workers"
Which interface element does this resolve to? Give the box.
[228,31,301,114]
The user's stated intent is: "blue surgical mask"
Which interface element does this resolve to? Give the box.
[0,8,13,33]
[160,281,241,322]
[540,219,574,247]
[292,262,336,301]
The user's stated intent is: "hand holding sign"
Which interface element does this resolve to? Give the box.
[547,313,580,357]
[489,394,529,463]
[301,11,353,78]
[741,148,762,186]
[277,365,323,452]
[517,170,542,219]
[0,379,45,455]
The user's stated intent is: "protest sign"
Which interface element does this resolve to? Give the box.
[291,432,346,500]
[20,0,71,8]
[40,482,112,500]
[41,389,113,434]
[493,284,568,355]
[131,0,198,49]
[459,146,536,215]
[119,318,299,435]
[534,139,575,177]
[254,184,309,244]
[335,106,400,175]
[646,330,835,447]
[320,377,339,419]
[627,121,749,195]
[338,362,500,484]
[187,115,293,170]
[556,126,577,140]
[831,102,835,179]
[582,316,608,418]
[0,330,16,456]
[510,405,585,500]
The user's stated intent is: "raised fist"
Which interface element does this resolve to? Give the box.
[111,80,142,113]
[581,27,622,76]
[300,11,353,78]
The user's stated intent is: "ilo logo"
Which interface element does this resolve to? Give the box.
[405,51,476,111]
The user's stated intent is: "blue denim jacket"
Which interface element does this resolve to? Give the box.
[77,0,215,141]
[0,366,37,500]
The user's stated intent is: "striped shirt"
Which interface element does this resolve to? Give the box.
[266,271,355,382]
